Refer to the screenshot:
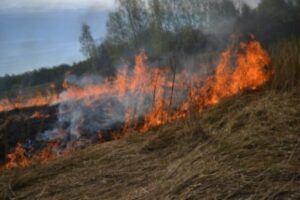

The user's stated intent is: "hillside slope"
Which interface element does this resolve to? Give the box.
[0,90,299,200]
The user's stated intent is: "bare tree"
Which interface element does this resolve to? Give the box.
[80,23,98,71]
[80,23,97,59]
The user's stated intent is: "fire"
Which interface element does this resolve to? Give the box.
[140,40,270,130]
[0,38,271,171]
[207,41,271,105]
[62,79,110,104]
[3,143,30,170]
[0,41,270,116]
[30,111,50,119]
[0,93,59,113]
[35,141,59,163]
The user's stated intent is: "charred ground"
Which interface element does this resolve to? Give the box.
[0,105,58,164]
[0,100,126,164]
[0,89,299,199]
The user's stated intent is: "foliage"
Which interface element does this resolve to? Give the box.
[238,0,300,46]
[0,64,70,98]
[105,0,238,60]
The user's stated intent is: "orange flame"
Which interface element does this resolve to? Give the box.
[0,93,59,113]
[30,111,50,119]
[3,143,30,170]
[207,41,270,105]
[0,39,271,170]
[35,141,59,163]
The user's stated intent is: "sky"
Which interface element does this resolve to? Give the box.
[0,0,116,76]
[0,0,115,11]
[0,0,261,77]
[240,0,261,8]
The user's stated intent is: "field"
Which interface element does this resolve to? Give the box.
[1,89,299,199]
[1,0,300,199]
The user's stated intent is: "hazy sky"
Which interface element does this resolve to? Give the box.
[0,0,115,76]
[243,0,261,8]
[0,0,261,77]
[0,0,115,11]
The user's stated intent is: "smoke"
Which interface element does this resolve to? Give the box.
[241,0,261,8]
[38,75,122,145]
[37,71,160,148]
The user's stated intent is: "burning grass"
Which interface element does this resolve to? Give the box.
[0,39,272,170]
[0,90,299,199]
[1,37,298,198]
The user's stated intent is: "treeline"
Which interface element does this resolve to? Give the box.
[102,0,300,59]
[0,61,93,98]
[1,0,300,95]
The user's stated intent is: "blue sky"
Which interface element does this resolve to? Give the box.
[0,1,115,76]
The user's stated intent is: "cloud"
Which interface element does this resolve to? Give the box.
[0,0,116,11]
[1,0,261,13]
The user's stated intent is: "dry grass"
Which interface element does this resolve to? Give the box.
[270,37,300,91]
[0,90,299,200]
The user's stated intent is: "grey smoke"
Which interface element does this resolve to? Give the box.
[38,73,156,147]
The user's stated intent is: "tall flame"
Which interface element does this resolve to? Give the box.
[208,41,270,105]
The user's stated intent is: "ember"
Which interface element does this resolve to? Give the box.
[30,111,51,119]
